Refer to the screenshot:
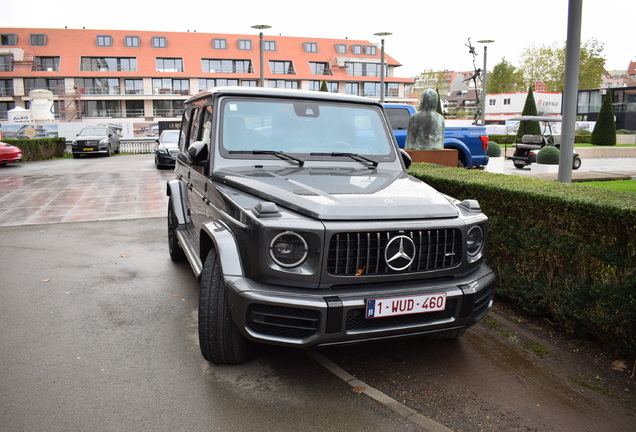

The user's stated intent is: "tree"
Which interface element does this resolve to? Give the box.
[487,58,524,94]
[320,80,328,92]
[590,89,616,146]
[515,87,542,141]
[519,38,607,92]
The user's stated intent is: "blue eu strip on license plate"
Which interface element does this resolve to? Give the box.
[365,293,447,319]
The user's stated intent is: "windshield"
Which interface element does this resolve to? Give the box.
[220,98,394,161]
[79,127,109,136]
[160,131,180,143]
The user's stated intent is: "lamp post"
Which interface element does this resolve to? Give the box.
[251,25,271,87]
[374,32,392,103]
[477,40,494,126]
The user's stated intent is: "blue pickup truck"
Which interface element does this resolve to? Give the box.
[384,104,489,169]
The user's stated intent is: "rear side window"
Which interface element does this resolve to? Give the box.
[385,107,412,130]
[179,109,192,152]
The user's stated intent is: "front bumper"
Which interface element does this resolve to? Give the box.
[224,263,496,348]
[72,144,110,155]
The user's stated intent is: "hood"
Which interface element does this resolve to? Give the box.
[214,166,458,220]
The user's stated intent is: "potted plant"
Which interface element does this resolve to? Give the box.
[531,145,560,173]
[485,141,504,173]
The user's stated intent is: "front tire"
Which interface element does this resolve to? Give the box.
[167,199,186,261]
[199,249,252,364]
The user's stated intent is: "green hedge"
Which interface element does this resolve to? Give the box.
[489,134,594,145]
[1,138,66,161]
[408,163,636,357]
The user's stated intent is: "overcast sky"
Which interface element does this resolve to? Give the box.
[2,0,632,78]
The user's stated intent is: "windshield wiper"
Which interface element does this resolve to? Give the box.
[310,152,379,168]
[229,150,305,167]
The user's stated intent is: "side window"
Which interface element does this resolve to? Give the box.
[188,108,201,147]
[178,108,192,153]
[201,106,214,146]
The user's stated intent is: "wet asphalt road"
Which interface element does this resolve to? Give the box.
[1,154,635,432]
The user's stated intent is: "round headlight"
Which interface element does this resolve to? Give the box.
[270,231,308,268]
[466,225,484,258]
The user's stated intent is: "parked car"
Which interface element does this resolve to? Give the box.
[71,125,121,158]
[383,103,490,168]
[167,87,496,364]
[0,141,23,165]
[154,129,180,169]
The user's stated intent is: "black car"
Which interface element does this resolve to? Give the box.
[155,130,180,168]
[71,125,121,158]
[167,87,496,364]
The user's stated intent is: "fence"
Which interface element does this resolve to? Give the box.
[64,139,157,154]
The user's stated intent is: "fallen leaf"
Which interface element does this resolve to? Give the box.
[120,254,129,258]
[352,386,365,394]
[172,294,180,297]
[41,279,50,283]
[611,360,628,372]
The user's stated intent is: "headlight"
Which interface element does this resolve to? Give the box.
[157,148,168,154]
[270,231,308,268]
[466,225,484,260]
[99,138,108,144]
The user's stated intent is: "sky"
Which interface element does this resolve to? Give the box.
[1,0,632,78]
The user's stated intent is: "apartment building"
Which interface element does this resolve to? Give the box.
[0,27,414,122]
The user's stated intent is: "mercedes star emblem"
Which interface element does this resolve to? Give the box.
[385,235,416,271]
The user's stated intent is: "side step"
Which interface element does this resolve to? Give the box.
[176,229,203,278]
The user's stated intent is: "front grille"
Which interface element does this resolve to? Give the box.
[247,304,320,340]
[346,299,457,330]
[327,229,462,276]
[78,140,99,146]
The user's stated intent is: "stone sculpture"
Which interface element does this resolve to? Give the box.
[405,89,445,150]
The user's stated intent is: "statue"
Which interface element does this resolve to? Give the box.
[405,89,445,150]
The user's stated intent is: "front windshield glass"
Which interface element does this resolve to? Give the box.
[80,127,109,136]
[160,131,180,143]
[220,98,394,159]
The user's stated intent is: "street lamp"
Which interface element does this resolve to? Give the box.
[251,25,271,87]
[374,32,392,103]
[477,40,494,126]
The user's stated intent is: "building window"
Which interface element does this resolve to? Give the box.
[264,41,276,51]
[335,44,346,54]
[0,34,17,46]
[75,78,121,95]
[198,78,240,91]
[364,45,377,56]
[309,81,320,91]
[503,98,511,105]
[124,79,143,94]
[152,78,189,95]
[0,79,14,96]
[345,82,359,96]
[153,100,184,118]
[80,57,137,72]
[346,62,382,77]
[350,45,362,55]
[309,62,332,76]
[0,101,16,120]
[152,36,167,48]
[267,80,298,89]
[24,78,64,94]
[30,34,47,46]
[213,38,227,49]
[33,56,60,71]
[489,99,496,106]
[96,35,112,47]
[238,39,252,50]
[0,55,11,72]
[385,83,399,97]
[125,36,140,47]
[304,42,318,53]
[269,60,295,75]
[125,100,144,117]
[156,58,183,72]
[201,59,252,74]
[82,100,121,118]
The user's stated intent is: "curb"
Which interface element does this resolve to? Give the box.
[307,351,454,432]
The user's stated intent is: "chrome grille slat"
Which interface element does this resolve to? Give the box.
[328,229,462,276]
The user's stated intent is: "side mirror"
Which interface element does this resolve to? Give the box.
[187,141,209,165]
[400,149,411,169]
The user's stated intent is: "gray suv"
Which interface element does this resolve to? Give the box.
[167,87,496,364]
[72,125,121,158]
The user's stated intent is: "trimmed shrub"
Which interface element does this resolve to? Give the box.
[591,89,617,146]
[616,129,632,134]
[515,87,542,141]
[2,138,66,161]
[407,163,636,357]
[536,146,560,164]
[486,141,501,157]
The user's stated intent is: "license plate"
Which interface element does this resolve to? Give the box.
[83,147,94,151]
[365,293,447,319]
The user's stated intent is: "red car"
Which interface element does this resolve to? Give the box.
[0,141,23,165]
